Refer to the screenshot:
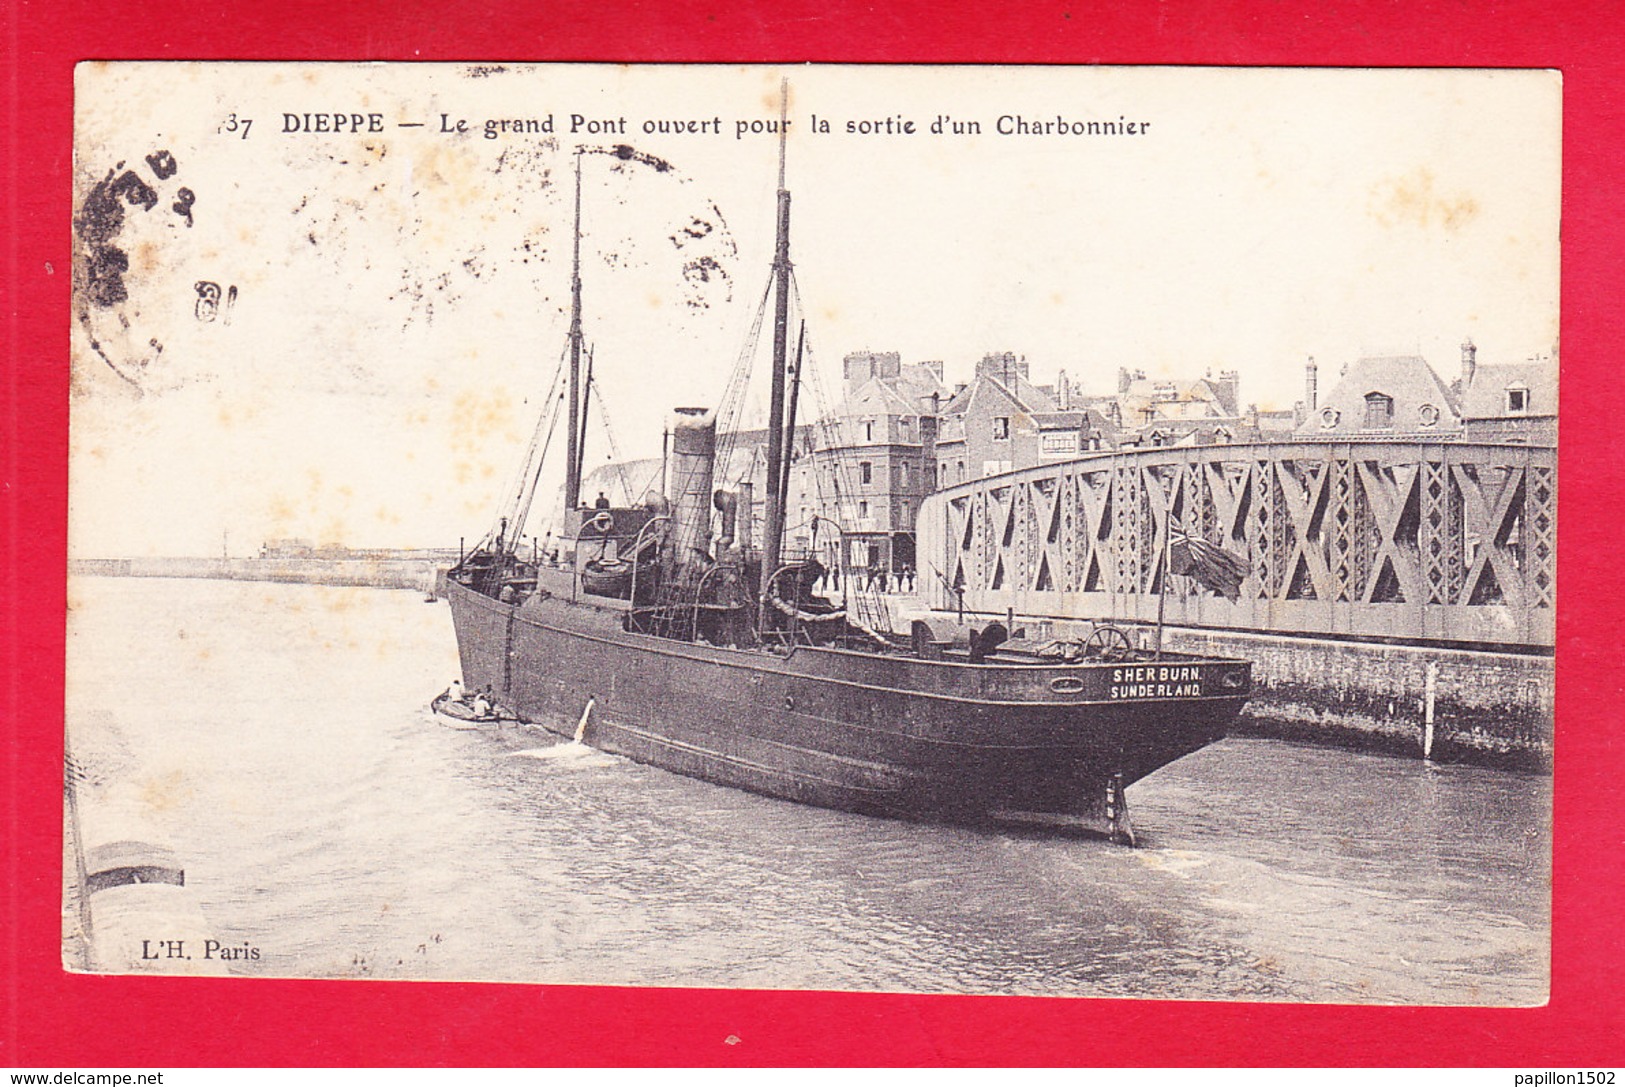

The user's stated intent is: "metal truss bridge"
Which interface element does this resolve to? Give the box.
[916,441,1555,650]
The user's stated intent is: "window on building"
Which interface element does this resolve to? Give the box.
[858,500,869,519]
[1506,385,1530,414]
[863,420,874,442]
[1363,392,1394,429]
[993,417,1011,440]
[899,500,911,522]
[900,462,910,484]
[859,461,872,484]
[1418,403,1441,428]
[938,463,946,486]
[957,461,965,481]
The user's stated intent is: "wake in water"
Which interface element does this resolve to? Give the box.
[504,698,621,767]
[1127,841,1545,1006]
[505,739,621,768]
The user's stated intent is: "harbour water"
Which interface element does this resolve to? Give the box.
[64,577,1550,1004]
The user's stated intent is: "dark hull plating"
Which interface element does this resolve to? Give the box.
[445,578,1247,836]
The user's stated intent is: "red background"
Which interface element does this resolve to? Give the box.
[6,0,1622,1067]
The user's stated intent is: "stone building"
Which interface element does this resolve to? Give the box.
[783,351,948,579]
[1293,354,1463,440]
[1457,342,1557,446]
[1092,367,1248,447]
[931,352,1114,487]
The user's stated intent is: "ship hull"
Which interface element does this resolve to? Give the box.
[445,578,1247,839]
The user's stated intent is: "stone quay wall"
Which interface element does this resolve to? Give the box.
[69,557,444,593]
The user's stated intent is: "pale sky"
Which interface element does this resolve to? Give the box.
[69,63,1560,556]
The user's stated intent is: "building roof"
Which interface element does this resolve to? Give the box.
[942,373,1057,418]
[891,361,950,405]
[832,362,948,420]
[1115,376,1236,426]
[1295,355,1462,437]
[1460,359,1559,419]
[1029,411,1083,429]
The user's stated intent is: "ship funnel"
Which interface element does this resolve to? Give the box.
[667,408,716,563]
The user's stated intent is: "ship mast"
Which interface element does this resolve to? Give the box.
[564,149,585,515]
[760,79,793,596]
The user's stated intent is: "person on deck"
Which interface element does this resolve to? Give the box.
[448,678,465,703]
[594,492,611,509]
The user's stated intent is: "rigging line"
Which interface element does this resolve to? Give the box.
[512,376,571,545]
[497,335,571,516]
[626,460,664,505]
[578,343,595,498]
[587,374,635,503]
[787,274,865,535]
[781,305,864,584]
[487,337,572,549]
[508,342,575,545]
[713,273,776,474]
[508,340,571,501]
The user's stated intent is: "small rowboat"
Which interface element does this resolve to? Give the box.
[430,690,514,729]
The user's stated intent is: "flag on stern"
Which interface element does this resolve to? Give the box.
[1168,532,1251,601]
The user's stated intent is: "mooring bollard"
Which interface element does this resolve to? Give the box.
[1423,660,1439,760]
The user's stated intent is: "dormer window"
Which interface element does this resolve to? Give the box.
[1363,392,1394,430]
[1506,384,1530,414]
[993,417,1011,440]
[1418,403,1441,428]
[1319,407,1341,429]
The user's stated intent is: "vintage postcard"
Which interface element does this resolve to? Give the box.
[66,63,1557,1004]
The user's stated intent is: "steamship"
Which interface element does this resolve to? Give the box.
[443,89,1251,843]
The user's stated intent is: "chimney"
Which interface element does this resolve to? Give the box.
[1218,369,1240,415]
[1305,356,1318,413]
[918,397,940,495]
[1461,339,1477,388]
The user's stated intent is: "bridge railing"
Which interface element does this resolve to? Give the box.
[916,441,1555,649]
